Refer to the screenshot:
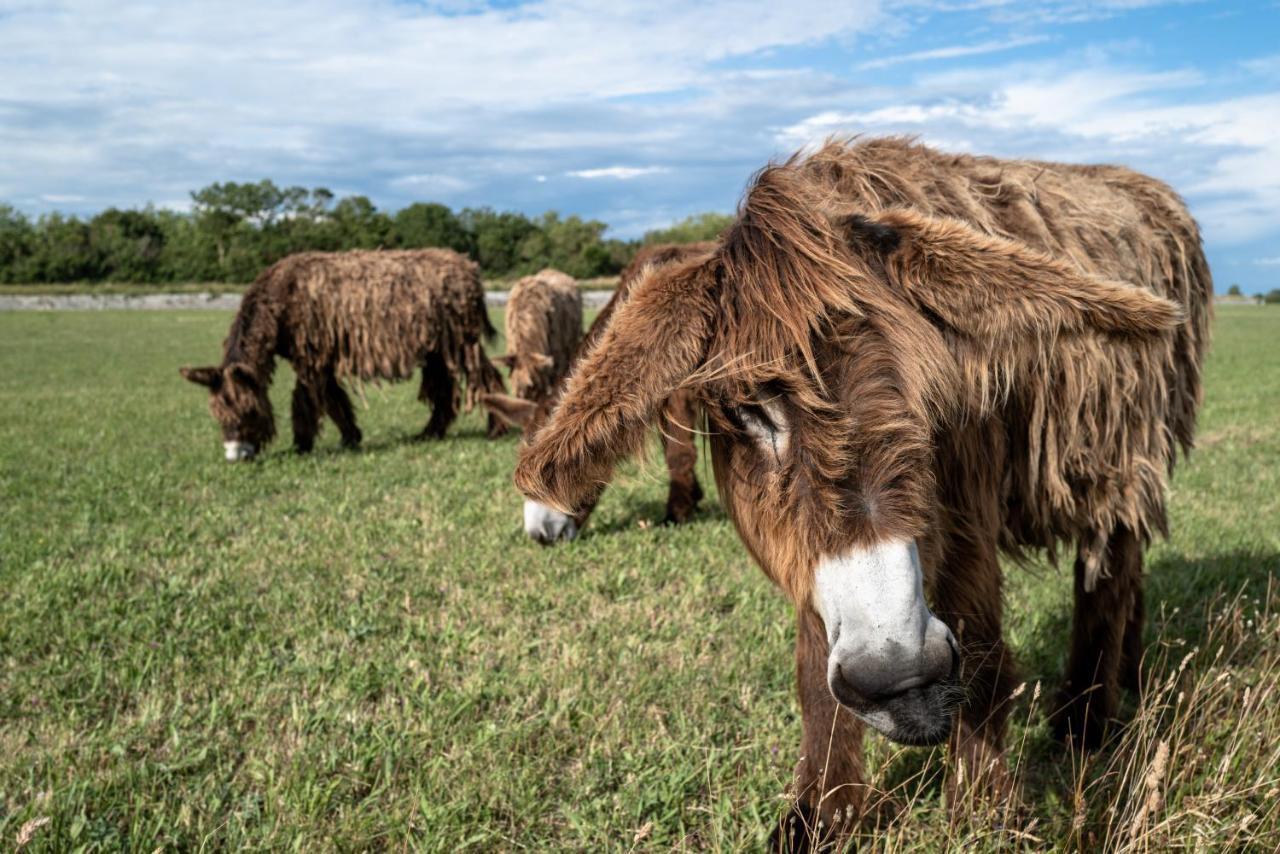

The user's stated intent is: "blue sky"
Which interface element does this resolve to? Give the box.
[2,0,1278,291]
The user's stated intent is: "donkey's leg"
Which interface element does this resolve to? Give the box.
[657,389,702,525]
[322,371,362,449]
[291,378,322,453]
[416,352,456,440]
[773,607,867,852]
[933,535,1018,809]
[1119,584,1146,695]
[1052,525,1144,749]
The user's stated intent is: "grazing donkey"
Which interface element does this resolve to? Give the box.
[182,248,505,460]
[513,138,1211,846]
[485,243,716,542]
[498,268,583,404]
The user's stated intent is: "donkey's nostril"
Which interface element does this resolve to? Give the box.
[833,661,907,704]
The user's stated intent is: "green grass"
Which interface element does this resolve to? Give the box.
[0,306,1277,851]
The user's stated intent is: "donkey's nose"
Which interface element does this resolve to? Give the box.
[834,632,957,706]
[523,500,578,544]
[829,621,958,705]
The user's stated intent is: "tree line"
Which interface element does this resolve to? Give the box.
[0,180,734,285]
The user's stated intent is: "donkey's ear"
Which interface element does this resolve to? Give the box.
[529,352,554,371]
[225,362,259,388]
[481,393,538,429]
[180,365,222,389]
[842,209,1183,343]
[514,258,716,515]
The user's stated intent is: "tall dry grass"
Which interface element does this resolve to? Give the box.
[790,582,1280,852]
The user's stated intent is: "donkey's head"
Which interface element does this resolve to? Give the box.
[498,351,557,404]
[514,162,1182,744]
[481,390,582,543]
[180,363,276,461]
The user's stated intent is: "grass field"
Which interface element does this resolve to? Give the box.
[1,306,1278,851]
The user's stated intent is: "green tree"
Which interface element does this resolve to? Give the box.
[331,195,392,249]
[1227,283,1243,297]
[33,213,98,282]
[1263,289,1280,305]
[90,208,166,282]
[460,208,537,276]
[393,203,473,254]
[643,212,734,245]
[0,204,35,283]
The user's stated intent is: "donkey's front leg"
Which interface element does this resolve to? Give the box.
[932,536,1018,811]
[774,607,867,852]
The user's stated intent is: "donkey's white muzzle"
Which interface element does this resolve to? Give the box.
[813,539,958,744]
[223,441,256,462]
[523,500,578,544]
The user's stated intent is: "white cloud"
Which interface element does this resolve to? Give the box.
[0,0,882,212]
[1256,257,1280,267]
[566,166,670,180]
[856,36,1050,70]
[392,173,471,193]
[39,194,86,204]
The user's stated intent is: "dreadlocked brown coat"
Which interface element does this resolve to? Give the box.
[513,137,1211,845]
[484,243,716,540]
[501,268,583,403]
[181,248,505,458]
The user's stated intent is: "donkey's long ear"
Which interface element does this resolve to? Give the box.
[513,259,716,515]
[843,209,1183,345]
[180,365,222,389]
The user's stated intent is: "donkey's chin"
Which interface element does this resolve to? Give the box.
[834,682,959,746]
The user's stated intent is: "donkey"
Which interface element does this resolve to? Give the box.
[513,138,1211,845]
[497,268,583,404]
[182,248,505,460]
[485,243,716,542]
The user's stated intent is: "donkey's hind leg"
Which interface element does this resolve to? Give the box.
[291,378,323,453]
[772,607,868,852]
[322,371,362,449]
[657,389,702,525]
[1052,525,1144,749]
[415,352,456,440]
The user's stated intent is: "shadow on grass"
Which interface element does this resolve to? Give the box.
[275,424,508,460]
[584,500,730,538]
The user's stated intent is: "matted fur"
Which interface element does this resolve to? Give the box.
[503,268,583,402]
[183,248,504,453]
[515,137,1212,838]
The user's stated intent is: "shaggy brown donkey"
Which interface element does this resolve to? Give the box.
[485,243,716,542]
[498,268,583,403]
[182,248,505,460]
[513,138,1211,846]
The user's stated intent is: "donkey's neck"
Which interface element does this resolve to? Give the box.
[221,290,280,381]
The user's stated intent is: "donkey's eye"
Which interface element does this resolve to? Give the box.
[730,399,789,459]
